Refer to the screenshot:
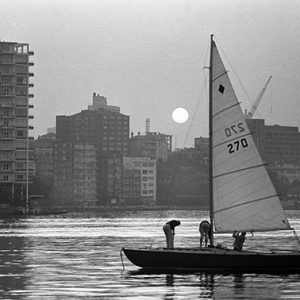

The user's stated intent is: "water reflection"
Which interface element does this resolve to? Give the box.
[199,273,214,298]
[164,274,175,300]
[0,211,299,299]
[0,236,27,299]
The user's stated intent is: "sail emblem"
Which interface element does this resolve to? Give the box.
[218,84,225,94]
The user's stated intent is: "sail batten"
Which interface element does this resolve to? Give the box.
[210,38,290,233]
[213,163,267,179]
[212,102,240,117]
[214,194,280,214]
[212,70,229,82]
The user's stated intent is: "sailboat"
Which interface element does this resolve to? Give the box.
[121,35,300,272]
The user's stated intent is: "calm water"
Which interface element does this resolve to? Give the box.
[0,210,300,299]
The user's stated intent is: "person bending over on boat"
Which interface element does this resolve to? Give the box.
[232,231,246,251]
[163,220,181,248]
[199,220,212,248]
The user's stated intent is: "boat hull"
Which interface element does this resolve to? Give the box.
[122,247,300,272]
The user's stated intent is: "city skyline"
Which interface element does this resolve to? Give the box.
[2,0,300,148]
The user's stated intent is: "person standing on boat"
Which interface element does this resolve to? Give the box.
[199,220,212,248]
[163,220,181,248]
[232,231,246,251]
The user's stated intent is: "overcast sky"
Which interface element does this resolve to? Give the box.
[2,0,300,148]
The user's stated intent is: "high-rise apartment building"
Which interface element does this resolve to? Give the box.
[54,93,129,205]
[0,41,34,204]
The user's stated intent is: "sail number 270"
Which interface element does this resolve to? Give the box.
[225,122,248,154]
[227,138,248,154]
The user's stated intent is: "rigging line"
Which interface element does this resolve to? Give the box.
[214,194,279,214]
[213,132,253,149]
[214,36,252,105]
[213,163,267,179]
[212,102,240,118]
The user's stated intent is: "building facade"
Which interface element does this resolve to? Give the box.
[129,132,172,161]
[53,142,97,206]
[54,94,129,205]
[34,132,56,178]
[0,41,34,204]
[123,156,157,204]
[247,118,300,165]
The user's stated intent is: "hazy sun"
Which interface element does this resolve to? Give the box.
[172,107,189,124]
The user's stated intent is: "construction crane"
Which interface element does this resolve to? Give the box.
[245,75,272,119]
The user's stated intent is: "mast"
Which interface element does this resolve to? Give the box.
[209,34,214,246]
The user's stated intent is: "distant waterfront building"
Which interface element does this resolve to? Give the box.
[123,156,157,205]
[53,142,97,207]
[129,132,172,161]
[268,163,300,184]
[121,168,141,205]
[0,41,34,204]
[34,132,56,178]
[194,136,209,154]
[247,119,300,165]
[55,93,129,205]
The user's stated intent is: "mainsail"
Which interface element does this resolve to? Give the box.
[210,40,290,233]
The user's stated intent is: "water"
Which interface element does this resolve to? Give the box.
[0,210,300,299]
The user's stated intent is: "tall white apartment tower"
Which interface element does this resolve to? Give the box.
[0,41,34,205]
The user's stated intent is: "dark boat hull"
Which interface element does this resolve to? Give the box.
[122,247,300,272]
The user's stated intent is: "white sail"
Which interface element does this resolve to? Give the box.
[211,40,290,233]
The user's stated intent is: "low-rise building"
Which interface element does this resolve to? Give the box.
[123,156,157,205]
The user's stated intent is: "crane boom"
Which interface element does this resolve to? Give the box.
[245,75,272,119]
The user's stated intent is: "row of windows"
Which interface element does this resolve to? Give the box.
[142,176,154,181]
[142,190,154,194]
[142,170,154,174]
[134,162,155,167]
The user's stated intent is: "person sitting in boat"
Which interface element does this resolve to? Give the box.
[232,231,246,251]
[199,220,212,248]
[163,220,181,248]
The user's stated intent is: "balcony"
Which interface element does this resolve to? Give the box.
[28,83,34,88]
[28,104,34,109]
[29,62,34,66]
[28,51,34,55]
[0,61,14,65]
[28,94,34,98]
[0,137,15,140]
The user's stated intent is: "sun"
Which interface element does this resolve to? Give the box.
[172,107,189,124]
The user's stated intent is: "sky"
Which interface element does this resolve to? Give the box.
[1,0,300,148]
